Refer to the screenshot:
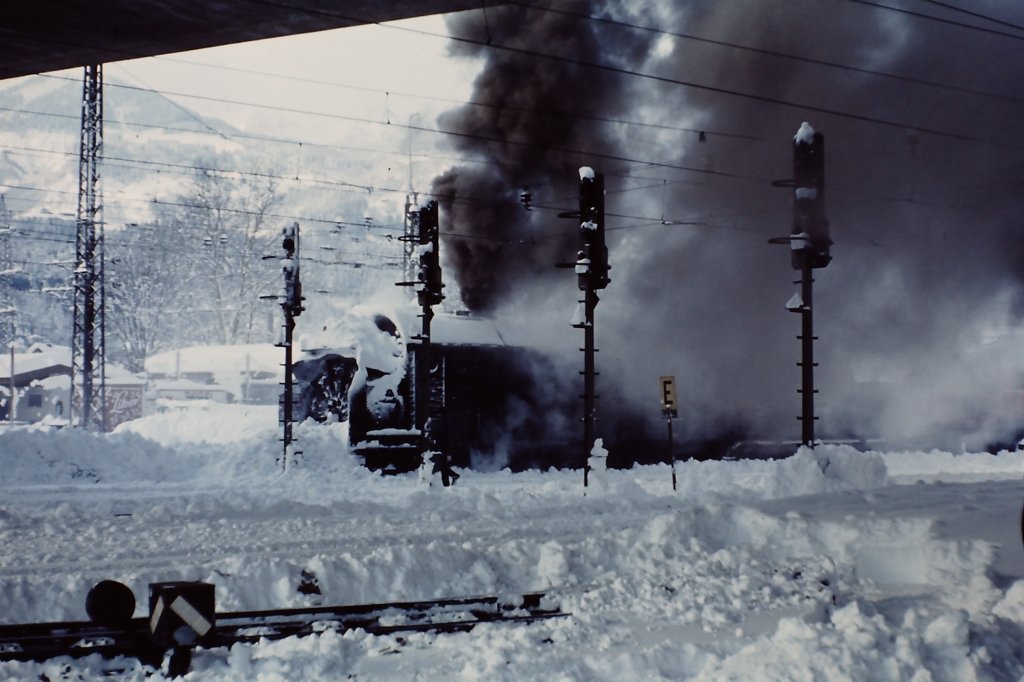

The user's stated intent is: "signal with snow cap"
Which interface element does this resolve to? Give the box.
[577,167,609,291]
[568,166,610,488]
[791,122,831,270]
[278,222,304,469]
[771,122,833,447]
[398,200,454,484]
[416,201,444,308]
[281,222,303,318]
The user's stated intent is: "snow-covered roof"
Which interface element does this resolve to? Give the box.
[146,344,281,376]
[149,379,233,394]
[428,314,509,347]
[32,375,69,390]
[104,364,146,385]
[146,344,281,396]
[0,345,71,381]
[0,345,143,385]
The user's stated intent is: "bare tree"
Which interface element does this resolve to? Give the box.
[106,218,195,372]
[107,166,282,369]
[179,169,281,345]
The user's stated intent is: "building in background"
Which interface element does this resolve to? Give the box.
[144,344,281,415]
[0,343,144,429]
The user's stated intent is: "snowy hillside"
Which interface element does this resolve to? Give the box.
[0,412,1023,680]
[0,71,449,230]
[0,71,447,354]
[0,75,244,224]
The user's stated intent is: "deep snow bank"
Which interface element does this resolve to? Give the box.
[0,422,888,504]
[667,444,887,501]
[1,417,1023,680]
[881,447,1024,482]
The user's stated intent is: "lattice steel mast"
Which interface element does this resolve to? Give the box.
[402,193,419,288]
[71,65,106,430]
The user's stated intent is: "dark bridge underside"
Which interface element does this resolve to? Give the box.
[0,0,481,81]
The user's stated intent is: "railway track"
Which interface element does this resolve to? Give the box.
[0,581,567,677]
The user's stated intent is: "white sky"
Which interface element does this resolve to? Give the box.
[5,14,482,146]
[116,15,479,136]
[0,13,485,227]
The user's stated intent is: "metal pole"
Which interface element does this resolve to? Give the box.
[282,313,293,468]
[418,306,432,439]
[667,415,676,491]
[799,259,815,446]
[570,168,606,490]
[244,354,251,404]
[582,288,596,487]
[8,345,13,426]
[99,225,107,432]
[420,305,456,485]
[279,223,301,470]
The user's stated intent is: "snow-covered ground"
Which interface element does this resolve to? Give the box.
[1,407,1023,680]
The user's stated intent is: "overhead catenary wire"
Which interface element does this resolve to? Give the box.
[6,187,1010,273]
[30,73,765,182]
[408,21,1024,151]
[2,0,1022,163]
[3,12,1018,232]
[3,180,750,249]
[7,221,406,269]
[0,104,503,172]
[4,2,1019,254]
[917,0,1024,33]
[16,1,1024,160]
[147,54,759,142]
[6,153,1018,251]
[0,132,775,224]
[507,0,1024,108]
[236,0,1024,151]
[836,0,1024,41]
[6,90,740,241]
[0,181,695,245]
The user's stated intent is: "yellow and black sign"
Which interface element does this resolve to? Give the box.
[659,376,678,418]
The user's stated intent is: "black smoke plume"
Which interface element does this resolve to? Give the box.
[435,0,1024,450]
[433,1,651,311]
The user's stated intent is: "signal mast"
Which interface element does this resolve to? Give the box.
[565,167,609,487]
[770,122,831,447]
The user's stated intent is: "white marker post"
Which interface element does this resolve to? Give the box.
[660,376,678,491]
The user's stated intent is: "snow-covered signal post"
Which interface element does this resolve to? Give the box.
[567,167,609,487]
[770,122,831,447]
[277,222,303,469]
[397,200,457,485]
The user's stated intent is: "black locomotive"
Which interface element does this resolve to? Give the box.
[293,311,572,473]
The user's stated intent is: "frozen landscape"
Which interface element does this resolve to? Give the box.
[1,407,1023,680]
[3,0,1024,679]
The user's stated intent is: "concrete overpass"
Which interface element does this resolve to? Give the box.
[1,1,482,80]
